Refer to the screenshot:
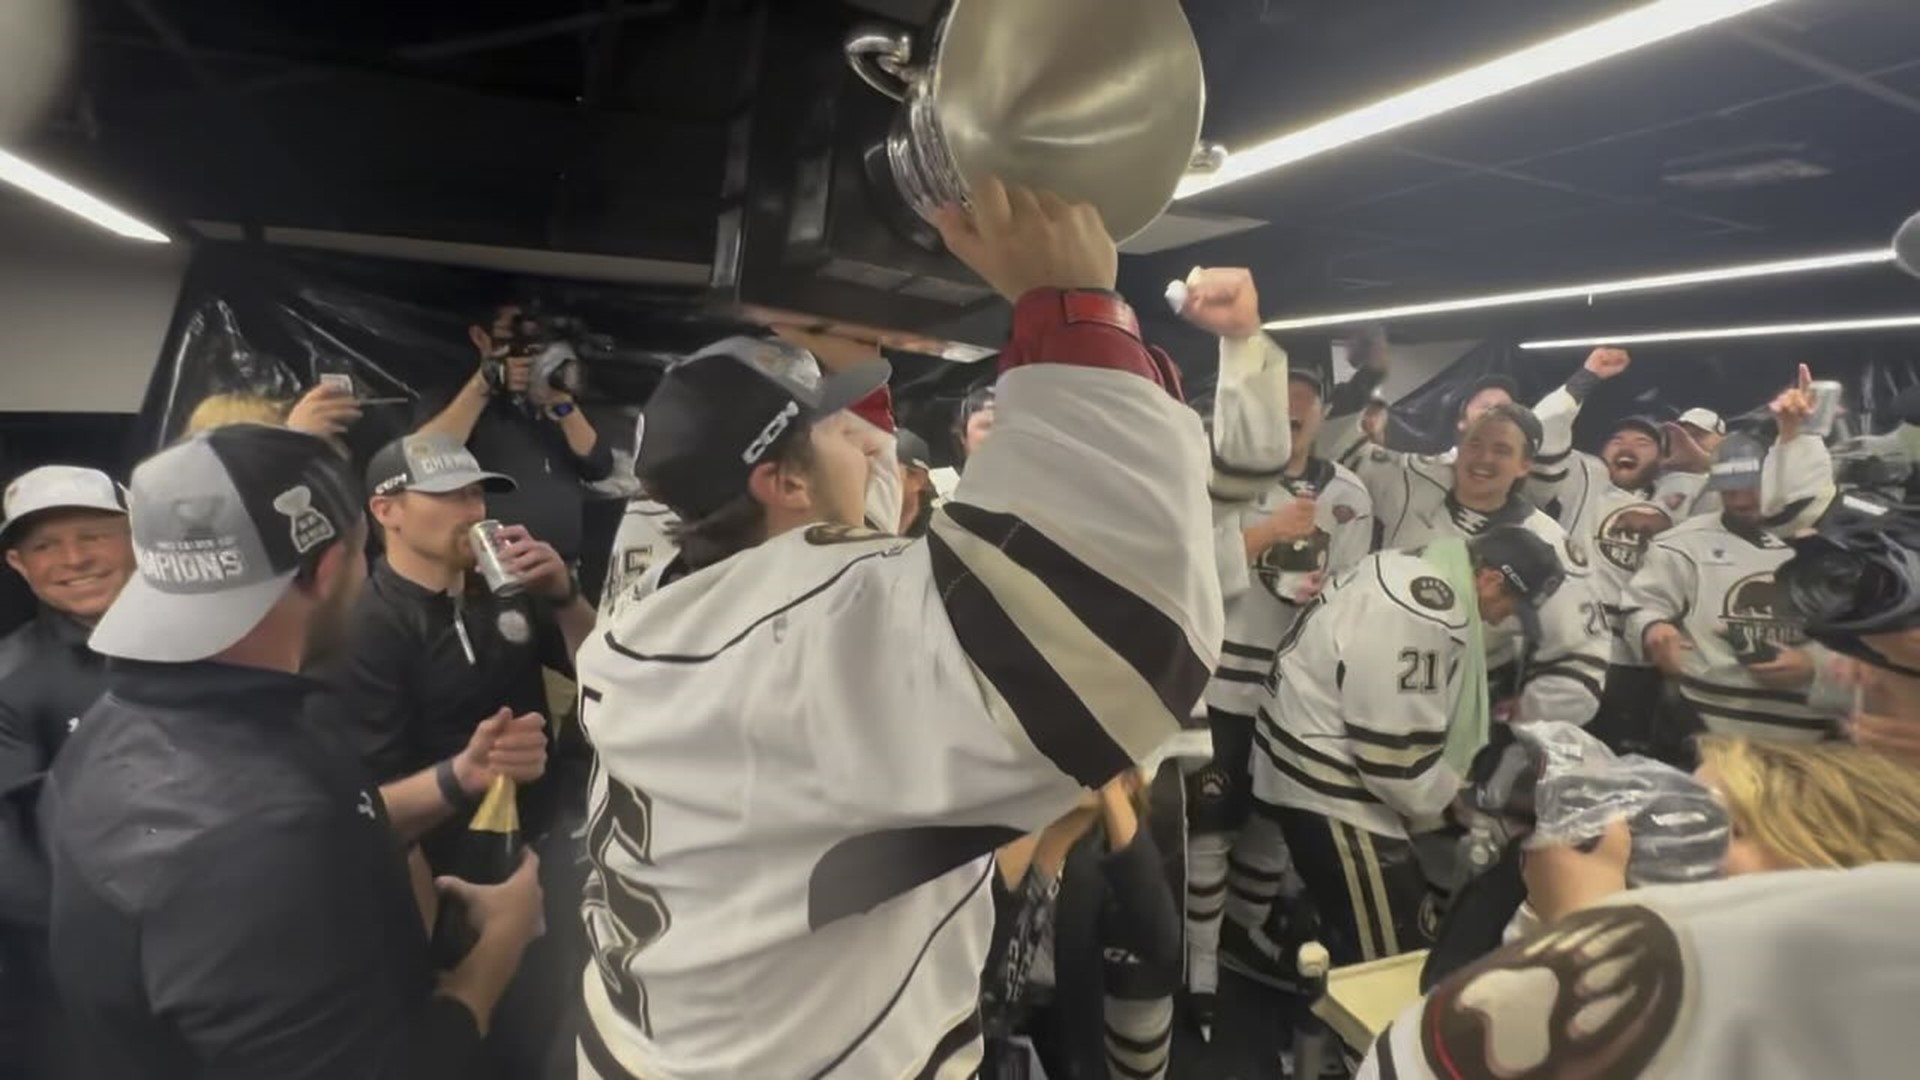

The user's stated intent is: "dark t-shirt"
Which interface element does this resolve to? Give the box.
[419,393,613,563]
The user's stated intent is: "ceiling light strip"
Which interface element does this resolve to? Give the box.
[1261,248,1896,331]
[1520,314,1920,350]
[0,149,170,243]
[1178,0,1785,200]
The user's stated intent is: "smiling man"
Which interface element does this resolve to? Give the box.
[0,464,134,1078]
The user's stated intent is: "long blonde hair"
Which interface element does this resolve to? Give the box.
[183,392,290,436]
[1697,736,1920,869]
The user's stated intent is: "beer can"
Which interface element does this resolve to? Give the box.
[468,520,524,597]
[1807,380,1844,439]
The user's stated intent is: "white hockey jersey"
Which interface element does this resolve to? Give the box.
[1620,515,1838,742]
[1250,550,1468,839]
[1372,480,1606,727]
[571,362,1222,1080]
[1208,458,1374,720]
[1528,385,1706,663]
[599,498,679,619]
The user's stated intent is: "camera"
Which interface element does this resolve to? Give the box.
[1777,491,1920,673]
[480,308,593,398]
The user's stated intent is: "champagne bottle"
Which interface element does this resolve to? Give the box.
[431,774,523,965]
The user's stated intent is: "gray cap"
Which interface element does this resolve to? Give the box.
[365,431,516,498]
[1706,433,1767,492]
[1,465,126,548]
[91,424,364,663]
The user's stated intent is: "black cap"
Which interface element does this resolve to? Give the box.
[1469,525,1565,643]
[365,432,517,499]
[1470,402,1545,458]
[1609,415,1669,456]
[1455,374,1520,418]
[637,338,890,520]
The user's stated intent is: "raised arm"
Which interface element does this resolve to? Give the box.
[1172,268,1293,504]
[1762,365,1838,535]
[1528,348,1630,515]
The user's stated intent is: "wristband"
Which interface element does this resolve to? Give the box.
[436,758,478,811]
[1564,368,1602,403]
[548,400,577,419]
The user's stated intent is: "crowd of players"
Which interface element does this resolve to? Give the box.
[2,178,1919,1080]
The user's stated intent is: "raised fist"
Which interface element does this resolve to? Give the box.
[1176,267,1262,341]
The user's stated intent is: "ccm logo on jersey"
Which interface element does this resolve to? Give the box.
[743,401,801,464]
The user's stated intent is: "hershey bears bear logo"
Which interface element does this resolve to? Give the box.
[1720,572,1806,652]
[1597,503,1673,573]
[1410,576,1455,611]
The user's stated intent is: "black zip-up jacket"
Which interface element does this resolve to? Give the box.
[0,607,107,929]
[41,660,482,1079]
[317,559,577,866]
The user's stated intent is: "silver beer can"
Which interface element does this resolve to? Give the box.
[1807,379,1844,439]
[468,519,524,597]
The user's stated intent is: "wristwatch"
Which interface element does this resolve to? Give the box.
[547,400,577,420]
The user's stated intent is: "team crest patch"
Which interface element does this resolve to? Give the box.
[1410,576,1455,611]
[1332,504,1356,524]
[495,608,531,645]
[804,523,886,546]
[272,485,336,553]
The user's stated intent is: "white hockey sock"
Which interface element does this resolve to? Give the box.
[1186,830,1231,995]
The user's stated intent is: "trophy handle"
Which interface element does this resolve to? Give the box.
[845,27,917,102]
[1188,142,1229,174]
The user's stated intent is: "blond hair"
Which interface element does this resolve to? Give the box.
[1698,736,1920,869]
[183,392,289,436]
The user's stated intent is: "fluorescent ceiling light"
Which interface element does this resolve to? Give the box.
[0,149,169,243]
[1521,314,1920,350]
[1178,0,1785,199]
[1262,248,1896,331]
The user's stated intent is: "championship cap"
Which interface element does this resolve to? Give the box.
[636,336,890,521]
[90,425,364,663]
[1676,407,1726,437]
[1609,414,1670,455]
[1,465,126,548]
[365,431,516,498]
[1469,524,1565,643]
[1705,433,1766,492]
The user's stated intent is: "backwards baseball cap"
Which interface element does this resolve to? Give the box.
[1,465,126,548]
[1469,524,1565,643]
[636,336,890,521]
[1470,402,1545,457]
[1706,433,1766,492]
[365,432,516,498]
[1609,414,1670,455]
[1455,374,1520,418]
[90,425,364,663]
[1676,407,1727,437]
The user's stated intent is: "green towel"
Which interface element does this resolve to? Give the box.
[1423,537,1491,774]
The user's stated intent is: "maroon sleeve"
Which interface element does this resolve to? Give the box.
[849,385,896,434]
[998,289,1183,401]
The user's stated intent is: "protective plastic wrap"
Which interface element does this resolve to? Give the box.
[1515,722,1729,887]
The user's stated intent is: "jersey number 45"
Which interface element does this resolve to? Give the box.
[581,686,672,1037]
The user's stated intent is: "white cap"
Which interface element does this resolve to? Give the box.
[1,465,127,548]
[1676,407,1726,436]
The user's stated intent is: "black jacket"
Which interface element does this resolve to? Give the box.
[41,660,482,1080]
[319,559,577,860]
[0,607,107,929]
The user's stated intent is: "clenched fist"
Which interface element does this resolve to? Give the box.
[1583,347,1631,380]
[1175,267,1262,341]
[933,176,1117,304]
